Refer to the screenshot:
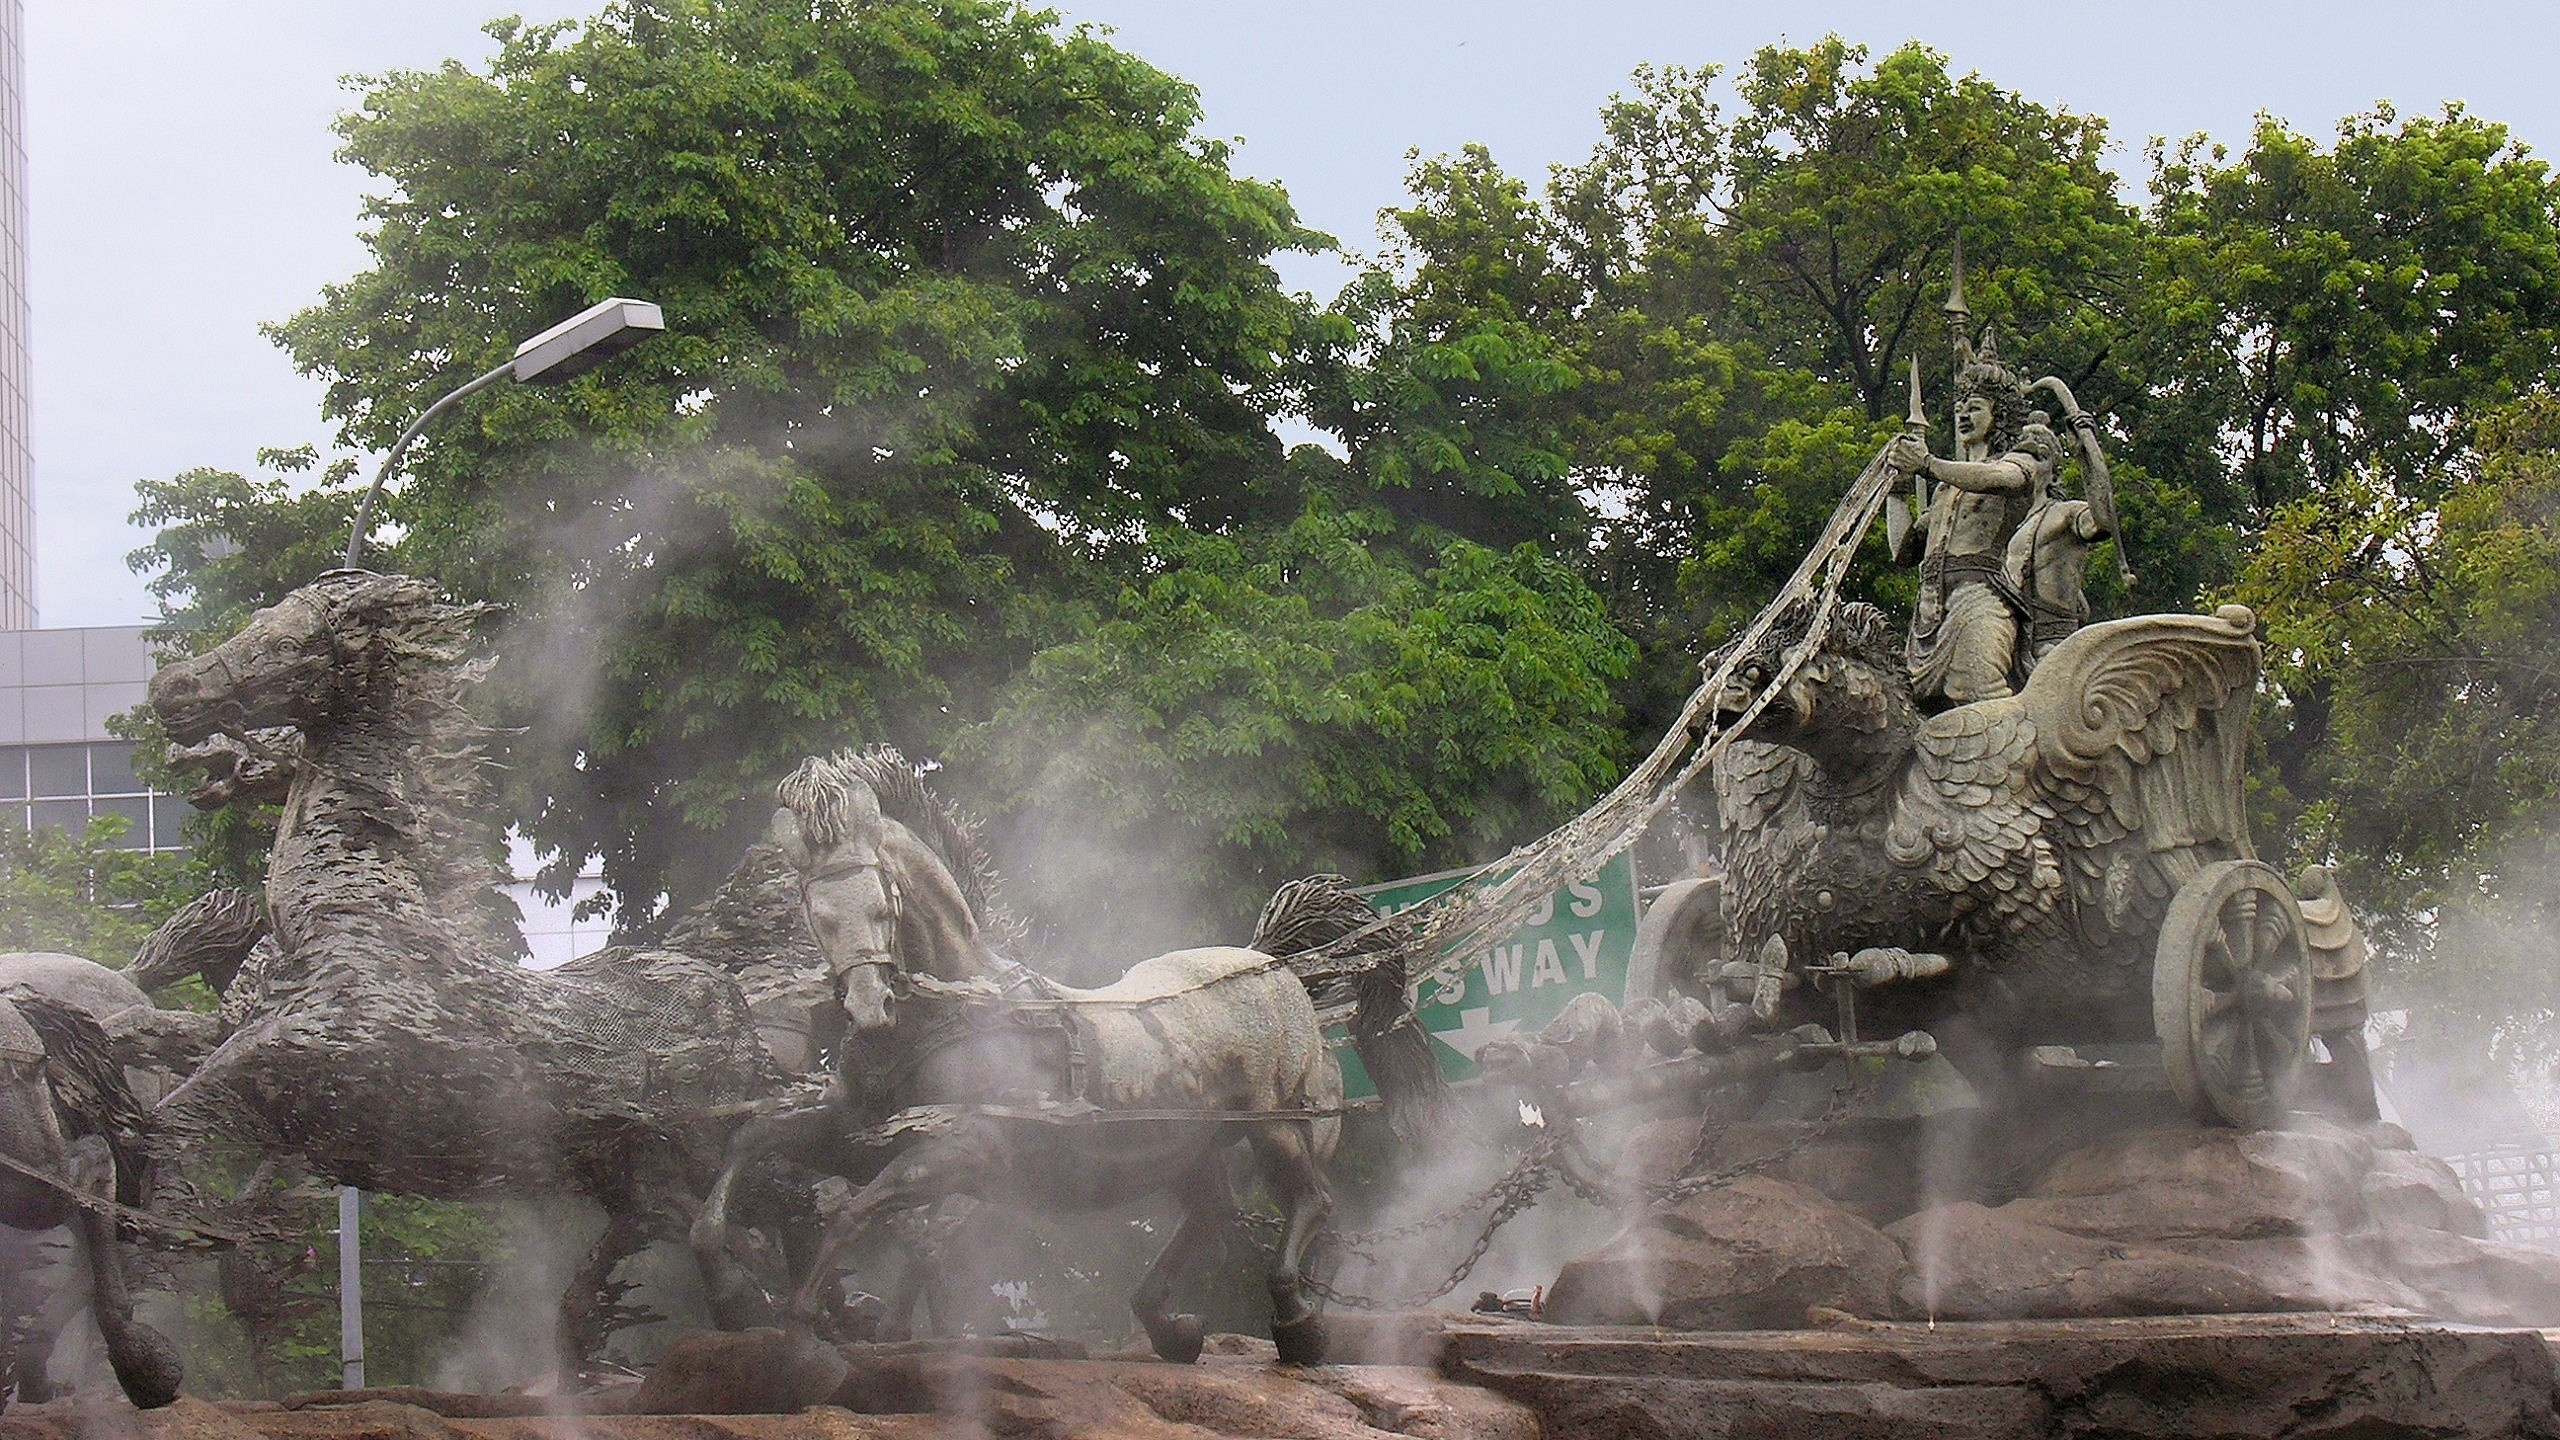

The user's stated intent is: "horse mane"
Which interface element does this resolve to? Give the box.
[125,888,269,996]
[777,746,1027,950]
[268,571,520,965]
[3,990,150,1205]
[665,841,826,980]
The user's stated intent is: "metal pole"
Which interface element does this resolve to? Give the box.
[342,359,515,570]
[339,1185,365,1390]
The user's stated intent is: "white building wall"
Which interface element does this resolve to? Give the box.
[0,0,32,628]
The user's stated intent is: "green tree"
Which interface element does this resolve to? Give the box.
[1299,147,1588,558]
[137,0,1328,925]
[2141,105,2560,522]
[2239,396,2560,1078]
[0,814,202,961]
[2144,106,2560,873]
[959,505,1633,964]
[1319,42,2144,734]
[2242,396,2560,915]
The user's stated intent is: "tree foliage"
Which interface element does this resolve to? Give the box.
[1305,43,2145,739]
[0,814,201,961]
[2237,395,2560,1089]
[2140,106,2560,520]
[182,0,1341,921]
[2243,396,2560,912]
[961,506,1631,962]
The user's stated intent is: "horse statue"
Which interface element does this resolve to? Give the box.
[691,747,1446,1366]
[146,569,824,1368]
[0,984,181,1409]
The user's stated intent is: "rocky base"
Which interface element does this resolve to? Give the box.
[10,1315,2560,1439]
[1550,1114,2560,1330]
[1443,1314,2560,1439]
[0,1343,1534,1440]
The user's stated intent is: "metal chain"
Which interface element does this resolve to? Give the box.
[1296,1135,1564,1312]
[1557,1083,1852,1207]
[1235,1080,1860,1311]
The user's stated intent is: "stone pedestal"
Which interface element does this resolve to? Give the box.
[1551,1113,2560,1331]
[1440,1314,2560,1440]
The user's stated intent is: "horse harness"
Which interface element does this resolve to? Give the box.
[808,850,1098,1106]
[809,850,1306,1115]
[878,959,1098,1106]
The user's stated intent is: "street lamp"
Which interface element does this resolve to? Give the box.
[340,296,665,569]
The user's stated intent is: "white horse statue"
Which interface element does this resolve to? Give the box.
[691,748,1444,1365]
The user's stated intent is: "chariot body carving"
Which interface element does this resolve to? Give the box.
[1705,598,2371,1125]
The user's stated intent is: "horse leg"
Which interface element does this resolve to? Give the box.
[1248,1125,1333,1366]
[689,1108,837,1331]
[62,1140,180,1409]
[785,1133,991,1327]
[1126,1155,1233,1364]
[559,1196,655,1378]
[0,1226,54,1406]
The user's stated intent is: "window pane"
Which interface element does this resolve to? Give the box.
[150,795,192,853]
[28,798,87,834]
[92,796,150,849]
[0,746,22,800]
[28,744,84,797]
[90,742,140,794]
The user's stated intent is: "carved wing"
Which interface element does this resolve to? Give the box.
[1711,740,1818,955]
[1887,702,2064,935]
[1712,740,1812,836]
[2017,606,2262,943]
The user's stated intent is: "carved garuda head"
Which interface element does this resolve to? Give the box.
[1709,600,1913,759]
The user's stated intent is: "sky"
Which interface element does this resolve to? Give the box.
[24,0,2560,627]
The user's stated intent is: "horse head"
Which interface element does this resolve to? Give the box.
[772,769,903,1037]
[1709,601,1918,786]
[151,572,487,798]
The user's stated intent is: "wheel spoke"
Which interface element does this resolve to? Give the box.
[2233,1024,2267,1103]
[2255,910,2290,973]
[2253,1013,2299,1060]
[2202,931,2237,988]
[2227,894,2259,968]
[2197,1042,2233,1093]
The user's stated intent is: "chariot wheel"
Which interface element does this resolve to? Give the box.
[2152,859,2313,1129]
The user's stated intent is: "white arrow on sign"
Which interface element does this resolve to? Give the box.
[1433,1006,1522,1064]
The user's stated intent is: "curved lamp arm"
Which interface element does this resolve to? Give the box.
[341,359,515,570]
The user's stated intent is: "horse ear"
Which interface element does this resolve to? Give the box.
[771,808,815,872]
[847,780,883,835]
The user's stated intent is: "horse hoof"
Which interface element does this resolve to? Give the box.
[1270,1312,1327,1366]
[1146,1313,1206,1364]
[105,1322,183,1409]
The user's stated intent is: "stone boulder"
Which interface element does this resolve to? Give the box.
[636,1328,851,1415]
[1440,1314,2560,1440]
[1886,1118,2560,1324]
[1544,1175,1909,1327]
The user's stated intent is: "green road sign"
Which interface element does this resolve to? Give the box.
[1337,853,1642,1095]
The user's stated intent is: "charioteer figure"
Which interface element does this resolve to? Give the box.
[1887,333,2037,709]
[2006,377,2129,670]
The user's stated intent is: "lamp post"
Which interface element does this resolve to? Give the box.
[340,296,664,570]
